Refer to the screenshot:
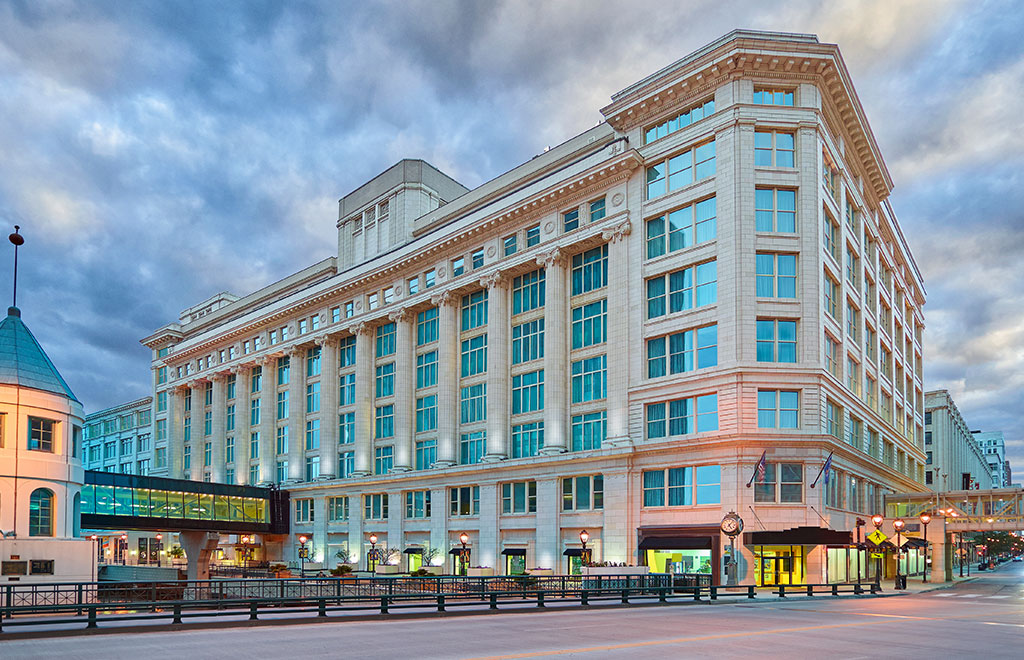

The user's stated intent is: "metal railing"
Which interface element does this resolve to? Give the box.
[0,576,881,634]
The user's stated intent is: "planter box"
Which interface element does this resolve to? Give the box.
[526,569,554,576]
[376,565,401,575]
[581,566,650,576]
[467,567,494,577]
[416,566,444,576]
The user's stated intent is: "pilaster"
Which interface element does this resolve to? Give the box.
[210,372,228,482]
[602,221,632,447]
[483,271,510,461]
[257,356,275,484]
[317,335,340,479]
[351,323,374,476]
[390,309,415,472]
[287,346,306,482]
[432,290,459,467]
[539,249,568,454]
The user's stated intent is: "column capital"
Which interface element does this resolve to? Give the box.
[209,371,228,383]
[347,321,372,336]
[187,378,209,390]
[388,307,412,324]
[479,270,509,291]
[429,289,458,308]
[256,354,277,368]
[536,247,566,269]
[314,333,340,348]
[229,363,249,376]
[601,218,632,244]
[286,346,306,360]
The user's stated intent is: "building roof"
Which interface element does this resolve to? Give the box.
[0,306,78,401]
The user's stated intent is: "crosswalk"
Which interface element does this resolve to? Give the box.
[933,593,1015,599]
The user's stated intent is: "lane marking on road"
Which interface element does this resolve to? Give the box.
[463,619,907,659]
[984,595,1010,599]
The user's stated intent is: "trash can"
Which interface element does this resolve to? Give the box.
[895,575,907,590]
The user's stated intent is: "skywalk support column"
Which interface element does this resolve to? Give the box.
[351,323,373,476]
[432,290,458,467]
[603,220,632,447]
[317,335,339,479]
[168,385,186,479]
[483,271,509,461]
[539,248,568,455]
[390,308,414,472]
[287,346,306,482]
[232,365,250,485]
[210,372,227,483]
[258,356,275,485]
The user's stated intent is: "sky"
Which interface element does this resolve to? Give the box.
[0,0,1021,471]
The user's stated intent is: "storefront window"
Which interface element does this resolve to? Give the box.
[753,546,805,586]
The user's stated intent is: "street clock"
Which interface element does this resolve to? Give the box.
[721,511,744,537]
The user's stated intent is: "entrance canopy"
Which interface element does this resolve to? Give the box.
[501,548,526,556]
[639,536,712,550]
[744,526,851,546]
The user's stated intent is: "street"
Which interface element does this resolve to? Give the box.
[3,566,1023,658]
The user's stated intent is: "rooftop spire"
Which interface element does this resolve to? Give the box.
[8,225,24,310]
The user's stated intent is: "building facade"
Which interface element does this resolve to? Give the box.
[0,306,95,583]
[142,30,927,584]
[83,396,154,475]
[923,390,992,491]
[972,431,1009,487]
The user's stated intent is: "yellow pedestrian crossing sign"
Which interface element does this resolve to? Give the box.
[867,530,887,545]
[870,552,884,559]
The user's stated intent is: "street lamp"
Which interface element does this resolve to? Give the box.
[871,514,884,529]
[893,519,905,589]
[579,529,591,567]
[120,534,128,566]
[369,533,378,573]
[919,513,931,583]
[459,532,470,576]
[298,535,309,577]
[155,533,163,567]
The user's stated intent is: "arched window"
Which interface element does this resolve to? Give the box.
[29,488,54,537]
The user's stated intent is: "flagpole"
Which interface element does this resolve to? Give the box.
[746,450,766,488]
[810,451,834,489]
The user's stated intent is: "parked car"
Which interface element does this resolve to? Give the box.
[1012,556,1022,562]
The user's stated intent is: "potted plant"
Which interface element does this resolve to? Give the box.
[467,566,494,577]
[168,545,185,565]
[375,547,402,574]
[269,562,291,578]
[335,548,358,572]
[330,564,354,577]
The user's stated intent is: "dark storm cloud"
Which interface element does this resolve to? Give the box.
[1,0,1022,471]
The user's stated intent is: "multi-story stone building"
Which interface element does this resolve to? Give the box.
[972,431,1008,487]
[141,30,927,585]
[923,390,992,491]
[82,397,154,475]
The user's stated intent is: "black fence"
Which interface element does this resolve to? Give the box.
[0,575,881,634]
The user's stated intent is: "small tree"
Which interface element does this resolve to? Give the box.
[421,545,440,567]
[168,546,185,561]
[381,546,401,566]
[335,547,353,564]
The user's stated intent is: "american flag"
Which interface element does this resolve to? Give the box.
[822,453,834,486]
[755,451,767,483]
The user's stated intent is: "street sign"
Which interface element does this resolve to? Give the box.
[870,552,884,559]
[897,536,913,548]
[867,530,887,545]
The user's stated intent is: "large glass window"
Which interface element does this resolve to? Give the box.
[28,488,54,536]
[460,384,486,424]
[644,98,715,143]
[755,253,797,298]
[374,446,393,475]
[415,438,436,470]
[646,393,718,438]
[646,260,717,318]
[416,351,438,388]
[511,422,544,458]
[571,245,608,296]
[512,319,544,364]
[756,320,798,363]
[511,370,544,414]
[28,417,54,452]
[461,291,488,331]
[562,475,604,511]
[646,140,716,199]
[501,481,537,514]
[757,390,800,429]
[755,189,796,232]
[646,324,717,378]
[450,486,480,516]
[643,466,720,506]
[571,355,607,403]
[461,335,488,377]
[753,88,794,105]
[754,130,795,167]
[416,395,437,432]
[646,197,716,259]
[405,490,431,519]
[512,269,546,314]
[460,431,485,465]
[571,300,606,349]
[376,323,396,358]
[754,463,804,503]
[571,411,606,451]
[375,362,395,397]
[375,405,394,439]
[417,308,438,345]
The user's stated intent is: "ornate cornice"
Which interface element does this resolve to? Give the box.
[536,247,566,269]
[601,217,632,244]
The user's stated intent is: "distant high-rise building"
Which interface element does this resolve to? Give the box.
[971,431,1009,487]
[923,390,992,491]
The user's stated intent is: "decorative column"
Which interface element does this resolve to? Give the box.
[390,308,414,472]
[190,380,207,477]
[168,385,186,479]
[210,372,228,483]
[539,249,568,454]
[431,291,458,467]
[258,356,276,485]
[231,365,250,485]
[317,335,340,479]
[603,220,632,447]
[287,346,306,482]
[350,323,374,476]
[483,271,509,461]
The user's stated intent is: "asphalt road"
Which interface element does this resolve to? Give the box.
[4,565,1023,658]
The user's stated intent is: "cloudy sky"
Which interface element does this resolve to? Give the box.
[1,1,1021,470]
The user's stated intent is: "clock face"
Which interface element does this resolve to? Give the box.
[721,514,743,536]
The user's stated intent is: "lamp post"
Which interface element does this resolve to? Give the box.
[369,533,378,573]
[155,533,163,567]
[893,519,905,589]
[298,535,308,577]
[579,529,591,568]
[919,513,931,583]
[120,534,128,566]
[239,535,250,575]
[855,518,866,584]
[459,532,470,576]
